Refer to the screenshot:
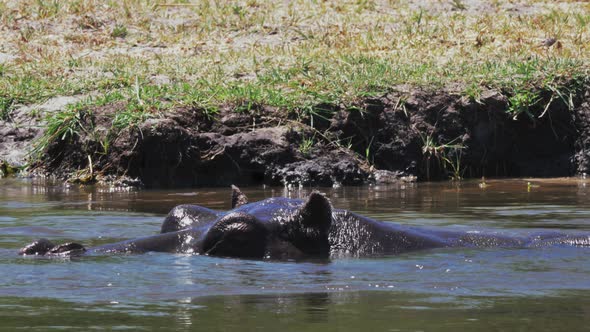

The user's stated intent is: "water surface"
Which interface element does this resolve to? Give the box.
[1,178,589,331]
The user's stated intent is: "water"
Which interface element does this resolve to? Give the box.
[1,178,589,331]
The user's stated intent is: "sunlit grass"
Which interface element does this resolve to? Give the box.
[0,0,587,113]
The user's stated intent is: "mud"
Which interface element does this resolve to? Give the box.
[3,84,589,187]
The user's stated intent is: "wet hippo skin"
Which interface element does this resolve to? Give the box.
[19,186,590,259]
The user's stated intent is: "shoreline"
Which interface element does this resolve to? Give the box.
[2,83,589,188]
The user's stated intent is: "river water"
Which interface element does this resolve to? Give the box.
[0,178,589,331]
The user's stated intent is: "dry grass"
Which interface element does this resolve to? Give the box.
[0,0,588,113]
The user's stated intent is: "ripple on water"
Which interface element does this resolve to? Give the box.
[0,179,589,331]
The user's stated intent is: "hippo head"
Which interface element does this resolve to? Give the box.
[201,190,333,260]
[19,186,334,260]
[19,239,86,256]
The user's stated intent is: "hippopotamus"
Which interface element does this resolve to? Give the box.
[19,186,590,259]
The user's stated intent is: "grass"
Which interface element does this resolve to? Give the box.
[0,96,14,121]
[299,135,315,157]
[0,0,588,164]
[110,24,128,39]
[507,88,542,120]
[420,132,465,181]
[30,105,85,159]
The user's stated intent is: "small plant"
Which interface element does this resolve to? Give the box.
[112,108,153,131]
[19,26,35,42]
[420,132,465,180]
[30,107,86,159]
[68,155,96,184]
[296,103,336,129]
[0,160,19,178]
[344,137,353,150]
[450,0,467,10]
[231,5,245,18]
[99,137,110,155]
[35,0,60,19]
[299,136,315,157]
[67,56,82,68]
[463,83,483,104]
[355,0,376,12]
[0,96,14,121]
[77,14,103,30]
[365,136,374,164]
[111,24,128,38]
[178,85,219,118]
[507,89,541,120]
[47,108,84,139]
[540,83,577,118]
[441,148,464,181]
[392,97,409,117]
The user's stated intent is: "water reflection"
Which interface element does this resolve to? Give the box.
[2,178,590,217]
[162,290,590,331]
[1,291,589,331]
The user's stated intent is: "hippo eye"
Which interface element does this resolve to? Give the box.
[202,212,267,259]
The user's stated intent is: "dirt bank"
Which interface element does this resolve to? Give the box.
[2,84,589,187]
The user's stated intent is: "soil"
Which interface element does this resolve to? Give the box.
[0,95,87,168]
[2,84,589,187]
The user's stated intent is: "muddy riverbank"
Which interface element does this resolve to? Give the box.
[1,83,588,188]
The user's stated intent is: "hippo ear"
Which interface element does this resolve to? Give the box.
[296,191,332,230]
[231,185,249,208]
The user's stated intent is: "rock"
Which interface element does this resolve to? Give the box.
[271,152,367,187]
[371,169,417,184]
